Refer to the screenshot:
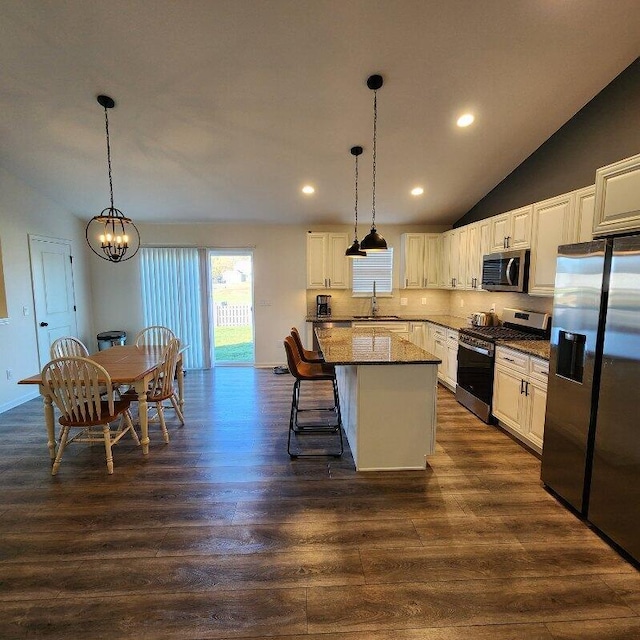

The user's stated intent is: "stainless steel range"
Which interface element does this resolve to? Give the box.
[456,308,550,423]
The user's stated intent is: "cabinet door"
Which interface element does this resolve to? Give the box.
[307,233,328,288]
[509,205,532,249]
[401,233,425,288]
[573,185,596,243]
[439,232,451,288]
[424,234,441,288]
[457,226,468,290]
[432,331,447,380]
[409,322,426,349]
[465,223,479,289]
[424,323,436,355]
[526,377,547,450]
[593,153,640,236]
[490,213,510,252]
[446,343,458,386]
[448,229,461,288]
[493,365,526,433]
[529,193,575,296]
[327,233,350,288]
[477,219,491,291]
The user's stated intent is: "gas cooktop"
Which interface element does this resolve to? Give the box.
[460,307,550,344]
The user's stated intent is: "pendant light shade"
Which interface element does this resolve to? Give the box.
[85,95,140,263]
[345,145,367,258]
[360,74,388,252]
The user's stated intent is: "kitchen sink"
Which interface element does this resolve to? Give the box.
[352,315,400,320]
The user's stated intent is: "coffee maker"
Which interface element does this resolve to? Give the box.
[316,294,332,317]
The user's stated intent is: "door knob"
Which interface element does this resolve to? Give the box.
[40,322,49,327]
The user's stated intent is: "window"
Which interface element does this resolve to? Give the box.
[351,248,393,295]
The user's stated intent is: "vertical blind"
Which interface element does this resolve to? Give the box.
[351,248,394,294]
[139,248,205,369]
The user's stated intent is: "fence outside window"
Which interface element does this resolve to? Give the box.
[215,303,252,327]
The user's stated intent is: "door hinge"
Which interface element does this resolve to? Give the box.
[69,255,73,263]
[74,305,77,312]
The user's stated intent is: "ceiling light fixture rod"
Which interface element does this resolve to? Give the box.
[360,74,388,252]
[346,145,366,258]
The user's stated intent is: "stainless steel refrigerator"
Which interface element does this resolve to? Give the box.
[541,236,640,564]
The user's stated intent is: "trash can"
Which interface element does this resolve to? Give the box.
[97,330,127,351]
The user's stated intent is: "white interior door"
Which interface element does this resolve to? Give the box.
[29,236,78,369]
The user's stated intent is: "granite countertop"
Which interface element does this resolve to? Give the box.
[307,314,469,331]
[498,339,551,361]
[316,327,441,366]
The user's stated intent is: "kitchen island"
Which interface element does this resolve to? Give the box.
[316,326,441,471]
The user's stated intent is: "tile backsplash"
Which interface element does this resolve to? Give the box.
[308,288,553,322]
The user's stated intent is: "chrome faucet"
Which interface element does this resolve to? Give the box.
[371,280,378,317]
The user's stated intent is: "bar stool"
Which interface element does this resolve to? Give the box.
[283,336,343,458]
[290,327,325,363]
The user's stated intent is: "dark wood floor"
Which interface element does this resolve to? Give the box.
[0,368,638,639]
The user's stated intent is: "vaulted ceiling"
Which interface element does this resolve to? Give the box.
[1,1,639,227]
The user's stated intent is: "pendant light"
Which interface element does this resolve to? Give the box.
[345,145,367,258]
[85,95,140,263]
[360,74,388,252]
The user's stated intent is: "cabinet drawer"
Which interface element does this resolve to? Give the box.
[529,357,549,384]
[446,331,459,349]
[430,324,447,340]
[495,347,528,374]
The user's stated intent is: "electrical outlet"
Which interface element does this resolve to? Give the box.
[6,369,13,381]
[490,302,496,313]
[400,297,408,306]
[459,299,464,308]
[421,298,427,305]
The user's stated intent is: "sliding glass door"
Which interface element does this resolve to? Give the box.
[209,251,254,365]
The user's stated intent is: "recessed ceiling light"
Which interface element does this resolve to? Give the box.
[411,187,424,196]
[457,113,475,128]
[302,185,315,195]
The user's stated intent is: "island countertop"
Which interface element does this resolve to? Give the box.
[316,326,441,365]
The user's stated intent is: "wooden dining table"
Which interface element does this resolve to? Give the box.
[18,345,186,458]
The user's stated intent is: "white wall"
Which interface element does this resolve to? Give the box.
[90,222,310,368]
[0,167,93,412]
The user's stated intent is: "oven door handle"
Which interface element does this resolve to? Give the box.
[458,340,492,357]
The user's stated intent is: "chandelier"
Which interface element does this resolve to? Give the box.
[85,95,140,263]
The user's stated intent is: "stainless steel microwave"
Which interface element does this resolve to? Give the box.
[481,249,530,292]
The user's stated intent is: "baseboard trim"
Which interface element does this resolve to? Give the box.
[0,389,40,414]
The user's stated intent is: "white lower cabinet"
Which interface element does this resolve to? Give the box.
[409,322,427,349]
[427,323,457,390]
[492,346,549,453]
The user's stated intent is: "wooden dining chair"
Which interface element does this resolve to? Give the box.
[50,336,90,359]
[135,325,176,347]
[41,356,139,475]
[123,337,185,443]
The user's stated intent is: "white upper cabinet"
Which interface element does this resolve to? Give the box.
[445,228,462,289]
[572,185,596,243]
[489,205,532,252]
[400,233,425,288]
[400,233,441,289]
[464,221,490,291]
[306,232,350,289]
[424,234,441,288]
[529,193,575,296]
[592,153,640,237]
